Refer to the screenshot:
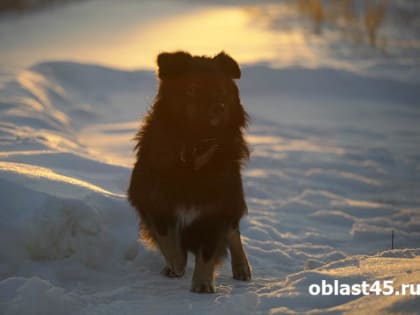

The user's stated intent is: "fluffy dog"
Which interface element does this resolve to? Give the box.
[128,51,251,293]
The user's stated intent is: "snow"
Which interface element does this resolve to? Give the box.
[0,59,419,314]
[1,1,420,314]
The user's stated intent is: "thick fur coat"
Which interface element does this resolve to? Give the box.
[128,51,251,293]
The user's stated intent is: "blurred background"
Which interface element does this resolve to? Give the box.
[1,0,419,85]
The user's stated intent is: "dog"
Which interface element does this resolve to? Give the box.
[128,51,251,293]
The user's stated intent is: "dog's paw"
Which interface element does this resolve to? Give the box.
[191,279,215,293]
[161,266,185,278]
[232,263,251,281]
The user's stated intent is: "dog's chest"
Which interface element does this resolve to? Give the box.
[176,207,201,230]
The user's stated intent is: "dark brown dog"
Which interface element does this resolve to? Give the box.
[128,51,251,293]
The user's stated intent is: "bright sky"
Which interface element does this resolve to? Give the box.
[0,0,315,71]
[1,0,418,84]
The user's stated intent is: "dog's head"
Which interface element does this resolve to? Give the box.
[155,51,247,137]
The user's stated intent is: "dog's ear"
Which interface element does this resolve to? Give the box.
[213,52,241,79]
[157,51,192,79]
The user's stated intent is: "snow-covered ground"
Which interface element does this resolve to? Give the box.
[0,60,419,314]
[1,1,420,314]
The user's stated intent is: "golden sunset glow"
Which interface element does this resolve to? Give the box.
[100,6,315,69]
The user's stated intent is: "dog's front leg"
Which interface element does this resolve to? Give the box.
[229,227,251,281]
[153,227,187,277]
[191,250,217,293]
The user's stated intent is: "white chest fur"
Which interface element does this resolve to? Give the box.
[176,207,200,230]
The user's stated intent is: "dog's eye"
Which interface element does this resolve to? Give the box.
[186,84,198,97]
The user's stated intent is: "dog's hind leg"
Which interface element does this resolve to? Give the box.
[228,227,251,281]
